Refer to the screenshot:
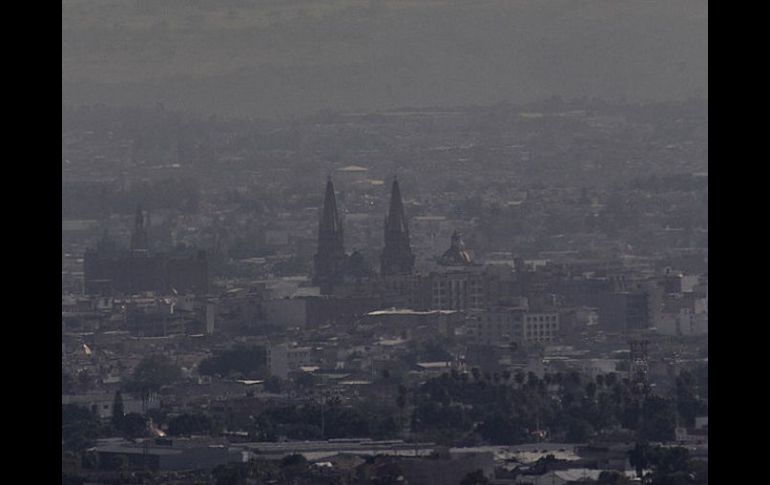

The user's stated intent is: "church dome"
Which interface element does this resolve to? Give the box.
[438,231,473,265]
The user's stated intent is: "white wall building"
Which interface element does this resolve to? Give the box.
[267,344,313,378]
[475,309,560,346]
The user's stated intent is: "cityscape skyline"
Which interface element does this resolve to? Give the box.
[62,2,707,484]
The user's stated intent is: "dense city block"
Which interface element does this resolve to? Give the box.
[63,97,706,485]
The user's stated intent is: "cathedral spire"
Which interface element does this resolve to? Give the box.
[386,177,408,237]
[314,178,347,292]
[318,176,343,245]
[381,178,415,275]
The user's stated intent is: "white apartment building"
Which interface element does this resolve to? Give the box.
[475,308,560,346]
[266,344,313,378]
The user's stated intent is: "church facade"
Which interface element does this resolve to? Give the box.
[83,207,209,295]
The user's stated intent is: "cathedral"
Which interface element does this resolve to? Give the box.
[309,175,489,315]
[312,176,416,294]
[83,207,209,295]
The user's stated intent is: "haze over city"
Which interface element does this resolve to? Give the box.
[63,0,707,117]
[62,2,708,484]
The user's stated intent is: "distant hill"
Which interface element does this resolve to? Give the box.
[62,0,707,118]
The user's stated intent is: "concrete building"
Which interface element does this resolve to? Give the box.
[475,308,560,346]
[397,450,495,485]
[267,344,314,378]
[263,298,308,329]
[428,270,487,310]
[92,438,237,472]
[363,308,460,339]
[62,392,160,419]
[597,292,650,332]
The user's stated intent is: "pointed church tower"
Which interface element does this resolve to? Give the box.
[313,178,347,292]
[130,205,149,251]
[380,178,415,275]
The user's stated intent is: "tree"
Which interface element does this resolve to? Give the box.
[76,369,92,391]
[675,370,706,428]
[280,454,308,469]
[168,413,213,436]
[125,355,182,398]
[477,415,528,445]
[373,414,399,439]
[324,406,370,439]
[597,471,632,484]
[585,382,597,400]
[212,463,248,485]
[396,385,407,429]
[61,475,85,485]
[565,417,594,443]
[62,404,102,452]
[567,371,582,389]
[640,396,677,442]
[370,460,405,485]
[294,372,316,389]
[111,390,125,431]
[62,372,75,394]
[629,442,650,478]
[460,469,490,485]
[596,374,606,388]
[198,346,267,378]
[121,413,148,439]
[690,362,707,398]
[648,446,691,477]
[689,458,708,484]
[264,376,283,394]
[514,372,525,386]
[251,414,278,442]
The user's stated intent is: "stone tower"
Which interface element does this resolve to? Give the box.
[380,178,415,275]
[313,178,347,293]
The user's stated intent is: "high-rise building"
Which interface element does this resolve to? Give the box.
[380,178,415,276]
[313,178,348,293]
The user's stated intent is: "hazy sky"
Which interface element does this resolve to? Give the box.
[62,0,707,118]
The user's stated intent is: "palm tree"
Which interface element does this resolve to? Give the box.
[396,385,407,430]
[514,372,525,387]
[111,390,125,432]
[596,374,606,388]
[585,382,597,400]
[471,368,481,382]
